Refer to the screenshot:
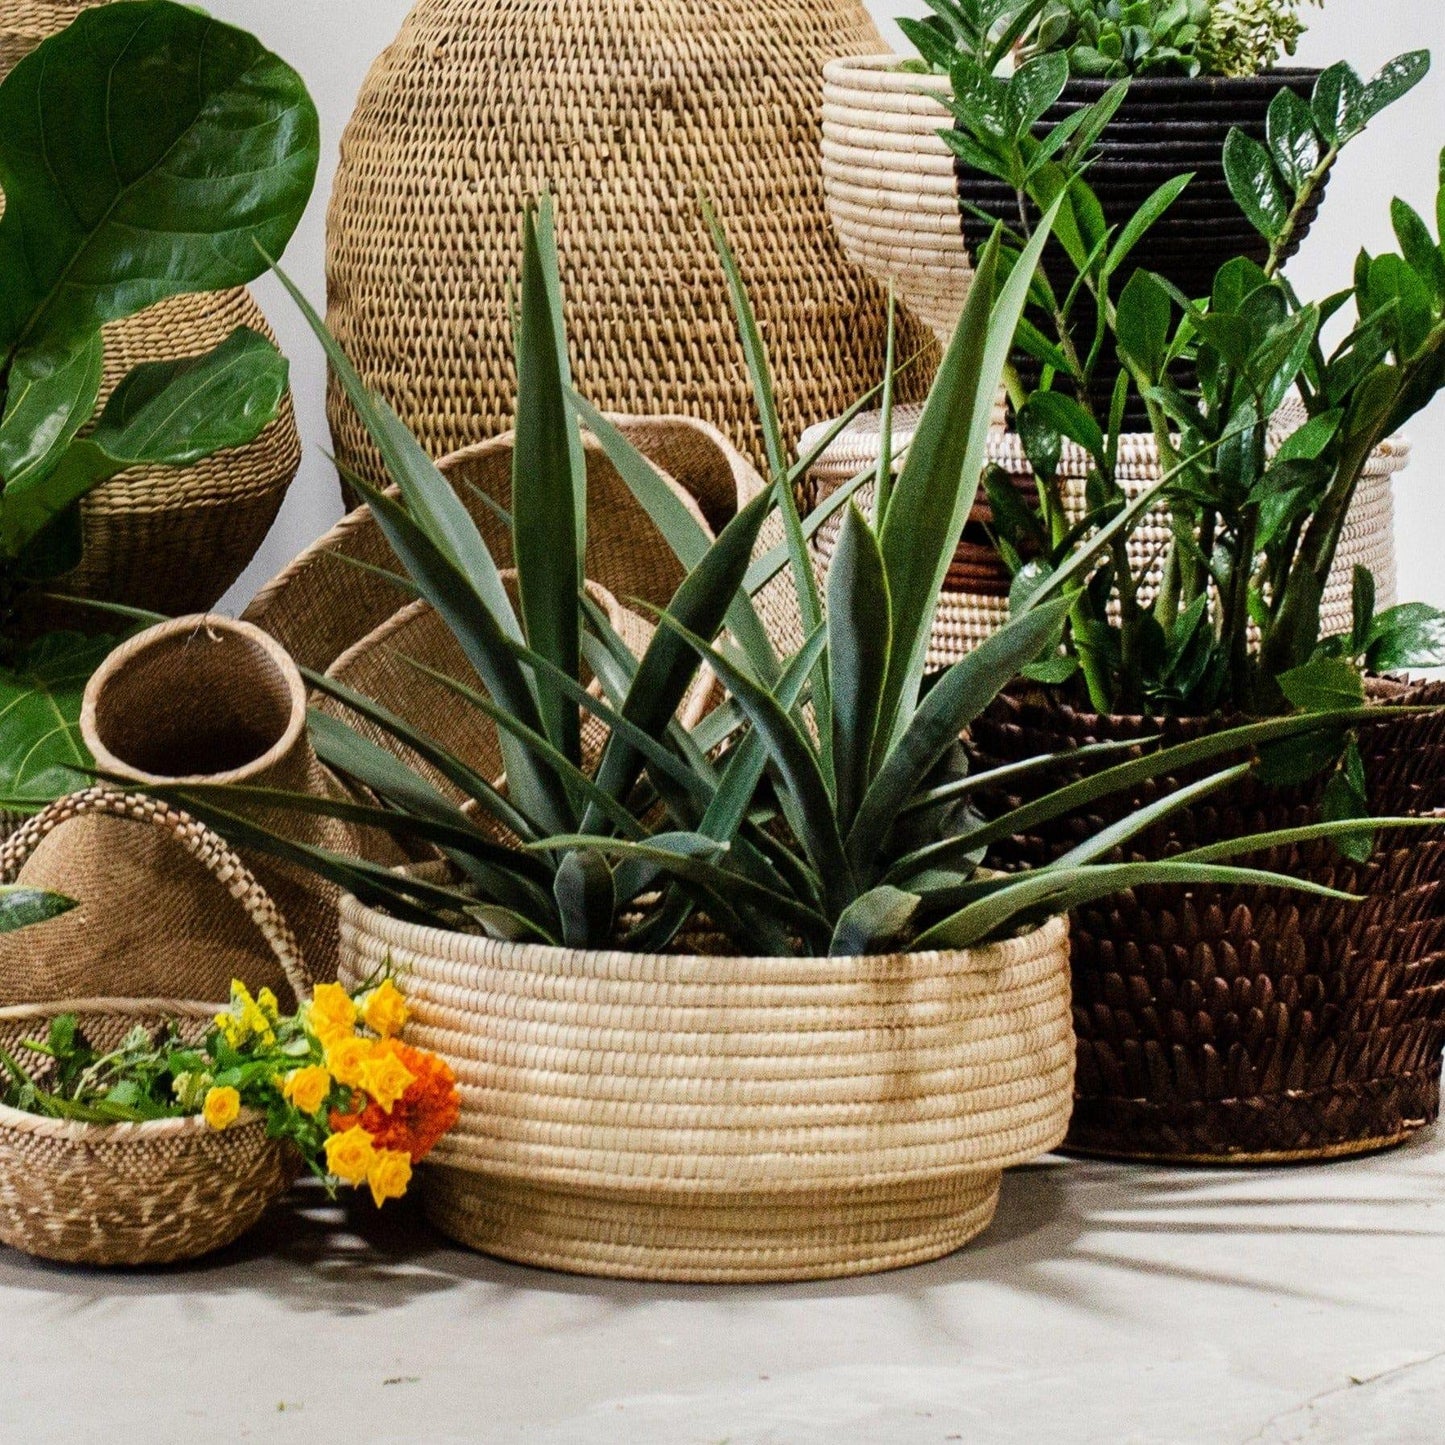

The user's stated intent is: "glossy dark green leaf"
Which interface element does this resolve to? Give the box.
[0,886,76,935]
[0,632,116,809]
[0,1,319,354]
[1310,61,1365,146]
[1008,54,1069,133]
[1278,656,1367,714]
[1390,198,1445,305]
[0,335,103,492]
[1224,129,1289,242]
[1321,737,1374,864]
[1104,173,1193,278]
[1266,87,1321,194]
[1116,270,1174,384]
[1356,51,1431,132]
[1350,566,1376,654]
[1365,602,1445,671]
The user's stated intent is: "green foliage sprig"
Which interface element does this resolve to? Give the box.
[0,0,319,811]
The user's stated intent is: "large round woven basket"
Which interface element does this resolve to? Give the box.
[968,681,1445,1164]
[0,790,312,1265]
[323,0,936,489]
[1,1,302,627]
[339,903,1074,1282]
[793,404,1407,670]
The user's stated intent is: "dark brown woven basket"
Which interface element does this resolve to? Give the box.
[967,680,1445,1163]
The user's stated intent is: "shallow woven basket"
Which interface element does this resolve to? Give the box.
[0,790,312,1266]
[792,404,1407,670]
[968,681,1445,1164]
[323,0,935,490]
[1,2,302,626]
[339,900,1073,1283]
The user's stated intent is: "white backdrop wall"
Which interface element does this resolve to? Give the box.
[210,1,1445,617]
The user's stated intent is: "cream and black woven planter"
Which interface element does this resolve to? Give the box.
[340,903,1074,1283]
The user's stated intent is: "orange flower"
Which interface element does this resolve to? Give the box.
[331,1040,459,1164]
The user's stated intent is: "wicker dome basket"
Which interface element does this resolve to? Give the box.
[323,0,936,488]
[1,1,302,627]
[793,404,1408,669]
[0,790,312,1266]
[339,900,1074,1282]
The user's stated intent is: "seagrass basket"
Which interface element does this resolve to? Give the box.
[792,404,1408,668]
[0,790,312,1265]
[1,2,302,627]
[323,0,935,489]
[339,900,1074,1282]
[968,681,1445,1164]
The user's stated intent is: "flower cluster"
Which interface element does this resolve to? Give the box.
[0,974,459,1211]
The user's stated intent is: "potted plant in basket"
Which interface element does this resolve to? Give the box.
[133,188,1443,1282]
[947,52,1445,1162]
[0,1,319,832]
[824,0,1343,416]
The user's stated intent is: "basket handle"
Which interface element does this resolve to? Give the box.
[0,788,313,1005]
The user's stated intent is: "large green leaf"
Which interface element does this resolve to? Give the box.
[0,335,103,491]
[1,328,288,556]
[0,632,116,809]
[0,886,76,935]
[0,1,319,355]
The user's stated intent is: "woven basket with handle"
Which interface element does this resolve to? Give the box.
[0,790,313,1266]
[339,897,1074,1283]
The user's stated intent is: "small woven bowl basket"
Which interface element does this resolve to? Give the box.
[0,791,313,1267]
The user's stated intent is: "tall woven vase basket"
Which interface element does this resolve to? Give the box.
[324,0,935,488]
[0,1,302,626]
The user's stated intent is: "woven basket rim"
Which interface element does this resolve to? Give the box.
[0,996,264,1143]
[339,886,1070,975]
[824,53,950,91]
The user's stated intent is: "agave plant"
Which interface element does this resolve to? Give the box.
[138,199,1440,958]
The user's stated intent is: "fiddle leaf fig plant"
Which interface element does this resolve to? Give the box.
[141,197,1438,959]
[0,886,75,935]
[0,0,319,809]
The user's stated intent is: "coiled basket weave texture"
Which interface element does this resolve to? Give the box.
[968,682,1445,1164]
[0,790,311,1266]
[339,901,1074,1282]
[323,0,935,489]
[0,1,302,626]
[794,404,1407,670]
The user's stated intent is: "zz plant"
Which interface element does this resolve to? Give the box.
[142,199,1433,959]
[0,1,319,812]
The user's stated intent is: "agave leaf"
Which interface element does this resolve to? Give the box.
[849,594,1073,875]
[0,886,76,935]
[585,489,772,830]
[918,861,1359,952]
[303,676,542,844]
[829,887,921,958]
[1171,815,1445,864]
[877,198,1063,753]
[342,471,574,835]
[553,850,616,949]
[828,506,892,831]
[512,200,585,765]
[656,614,854,913]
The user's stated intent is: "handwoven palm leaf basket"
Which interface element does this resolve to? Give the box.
[339,906,1074,1283]
[0,790,312,1265]
[968,682,1445,1164]
[791,404,1407,670]
[324,0,936,490]
[1,1,302,627]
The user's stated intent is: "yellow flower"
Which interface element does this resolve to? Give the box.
[256,987,281,1025]
[366,1148,413,1207]
[213,1013,244,1049]
[359,1050,416,1113]
[202,1086,242,1132]
[324,1125,376,1185]
[325,1034,375,1090]
[308,982,358,1046]
[361,979,410,1039]
[281,1065,333,1116]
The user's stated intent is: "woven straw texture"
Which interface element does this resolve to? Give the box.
[968,681,1445,1163]
[244,416,758,675]
[323,0,936,489]
[339,899,1073,1282]
[791,404,1406,670]
[1,2,302,626]
[0,791,311,1265]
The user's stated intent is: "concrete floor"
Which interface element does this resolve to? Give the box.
[0,1134,1439,1445]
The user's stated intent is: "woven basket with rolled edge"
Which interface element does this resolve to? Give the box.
[0,3,302,631]
[338,895,1072,1283]
[0,790,312,1266]
[323,0,937,493]
[244,416,757,676]
[785,403,1408,669]
[967,680,1445,1165]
